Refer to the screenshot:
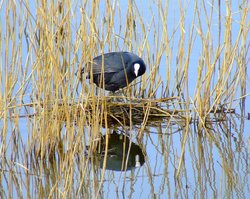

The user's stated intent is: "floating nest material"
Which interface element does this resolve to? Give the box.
[14,96,235,128]
[74,96,186,128]
[73,96,235,128]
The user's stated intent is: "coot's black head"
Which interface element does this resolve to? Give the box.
[129,59,146,78]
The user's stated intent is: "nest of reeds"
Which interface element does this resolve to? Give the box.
[78,96,236,128]
[70,95,185,128]
[17,94,236,130]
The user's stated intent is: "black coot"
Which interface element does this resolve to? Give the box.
[80,52,146,92]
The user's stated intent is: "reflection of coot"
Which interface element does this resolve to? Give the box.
[79,52,146,92]
[97,131,145,171]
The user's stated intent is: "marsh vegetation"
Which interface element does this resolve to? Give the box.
[1,0,249,198]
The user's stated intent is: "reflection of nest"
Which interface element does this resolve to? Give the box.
[76,96,184,127]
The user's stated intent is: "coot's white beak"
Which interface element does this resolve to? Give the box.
[134,63,140,76]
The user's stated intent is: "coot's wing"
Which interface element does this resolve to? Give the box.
[90,52,132,74]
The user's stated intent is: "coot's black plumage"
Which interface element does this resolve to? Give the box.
[81,52,146,92]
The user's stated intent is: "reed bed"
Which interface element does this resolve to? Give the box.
[1,0,249,198]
